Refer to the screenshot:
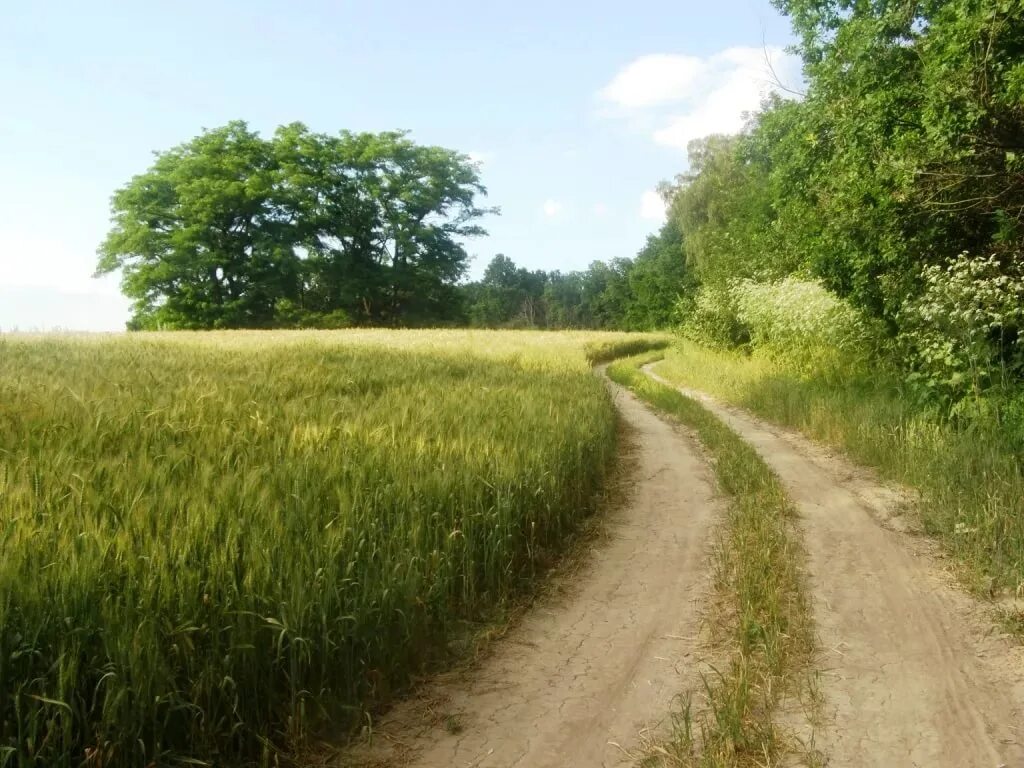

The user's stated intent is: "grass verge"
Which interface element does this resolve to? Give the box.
[652,341,1024,618]
[607,353,818,767]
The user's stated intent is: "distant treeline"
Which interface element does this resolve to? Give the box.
[459,224,686,330]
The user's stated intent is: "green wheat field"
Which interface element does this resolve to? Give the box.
[0,330,665,767]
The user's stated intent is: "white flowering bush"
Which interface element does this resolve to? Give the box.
[898,253,1024,403]
[680,277,877,377]
[679,285,749,349]
[731,277,877,376]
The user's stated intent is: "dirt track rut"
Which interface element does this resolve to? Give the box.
[337,377,721,767]
[644,365,1024,768]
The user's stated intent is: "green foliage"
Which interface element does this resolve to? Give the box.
[670,134,784,291]
[97,122,491,330]
[460,224,687,332]
[98,123,688,333]
[625,219,691,329]
[0,330,661,767]
[898,253,1024,402]
[666,0,1024,407]
[273,299,353,329]
[732,278,879,377]
[465,256,638,330]
[681,276,876,380]
[680,285,748,350]
[465,254,550,328]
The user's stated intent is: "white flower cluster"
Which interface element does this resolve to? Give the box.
[898,253,1024,400]
[681,277,874,377]
[737,280,872,364]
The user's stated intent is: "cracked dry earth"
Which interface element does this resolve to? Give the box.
[336,377,722,768]
[644,365,1024,768]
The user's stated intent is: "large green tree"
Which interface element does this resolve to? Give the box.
[97,122,491,329]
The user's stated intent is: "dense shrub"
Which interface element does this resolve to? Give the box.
[898,254,1024,404]
[682,278,878,379]
[680,285,748,349]
[733,278,878,377]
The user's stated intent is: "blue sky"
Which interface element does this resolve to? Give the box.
[0,0,799,331]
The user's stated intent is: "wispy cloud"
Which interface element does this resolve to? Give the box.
[599,54,705,109]
[599,46,801,152]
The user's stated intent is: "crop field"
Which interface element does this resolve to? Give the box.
[0,330,665,767]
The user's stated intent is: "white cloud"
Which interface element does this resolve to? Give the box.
[593,202,609,217]
[600,46,802,152]
[542,199,564,217]
[639,190,666,222]
[599,54,706,109]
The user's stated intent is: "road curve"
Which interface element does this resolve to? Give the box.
[335,374,721,767]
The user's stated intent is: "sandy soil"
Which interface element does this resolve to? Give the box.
[334,377,722,767]
[644,365,1024,768]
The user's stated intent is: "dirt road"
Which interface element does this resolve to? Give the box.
[337,378,722,767]
[644,365,1024,768]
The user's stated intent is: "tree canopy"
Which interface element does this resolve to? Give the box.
[679,0,1024,323]
[97,122,492,329]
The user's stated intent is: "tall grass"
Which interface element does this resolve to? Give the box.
[653,340,1024,597]
[0,330,664,767]
[607,354,815,766]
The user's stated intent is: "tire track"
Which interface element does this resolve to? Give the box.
[644,365,1024,768]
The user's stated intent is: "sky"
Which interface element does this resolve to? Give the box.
[0,0,800,331]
